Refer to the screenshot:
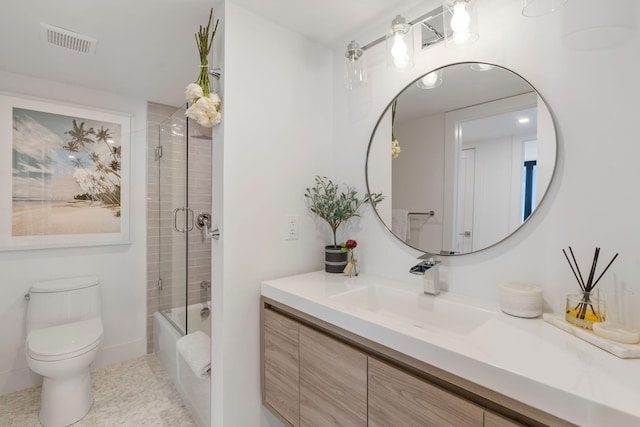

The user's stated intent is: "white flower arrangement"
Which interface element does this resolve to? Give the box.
[391,99,400,158]
[391,138,401,159]
[185,83,222,128]
[184,9,223,129]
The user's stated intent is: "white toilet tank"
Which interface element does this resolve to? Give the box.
[26,276,102,335]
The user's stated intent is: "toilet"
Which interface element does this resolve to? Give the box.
[25,276,104,427]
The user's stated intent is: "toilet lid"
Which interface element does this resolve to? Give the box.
[27,318,103,361]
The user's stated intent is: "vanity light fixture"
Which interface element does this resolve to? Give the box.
[443,0,479,49]
[518,117,530,124]
[416,70,443,89]
[386,15,415,71]
[522,0,567,17]
[343,6,449,91]
[344,40,368,89]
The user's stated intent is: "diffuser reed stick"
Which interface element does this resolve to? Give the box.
[568,246,585,290]
[562,249,584,291]
[562,246,618,327]
[585,247,600,293]
[591,253,619,290]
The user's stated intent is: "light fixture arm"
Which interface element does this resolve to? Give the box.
[357,6,445,52]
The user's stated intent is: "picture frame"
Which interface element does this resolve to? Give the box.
[0,93,131,250]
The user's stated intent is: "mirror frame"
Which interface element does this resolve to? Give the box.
[365,61,559,256]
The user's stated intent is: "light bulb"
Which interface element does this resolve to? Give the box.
[391,34,410,68]
[391,34,408,61]
[470,63,494,71]
[421,73,438,87]
[451,1,471,33]
[386,15,414,71]
[417,70,442,89]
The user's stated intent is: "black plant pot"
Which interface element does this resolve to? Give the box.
[325,245,348,273]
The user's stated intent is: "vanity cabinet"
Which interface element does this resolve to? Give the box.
[368,357,483,427]
[262,298,568,427]
[299,325,367,426]
[263,310,367,427]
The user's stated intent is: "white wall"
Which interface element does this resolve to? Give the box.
[332,0,640,322]
[212,2,333,426]
[0,71,147,395]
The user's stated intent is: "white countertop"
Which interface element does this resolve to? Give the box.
[261,271,640,427]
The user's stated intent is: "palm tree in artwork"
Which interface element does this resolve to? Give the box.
[95,127,115,156]
[61,119,122,214]
[93,126,121,178]
[64,120,95,150]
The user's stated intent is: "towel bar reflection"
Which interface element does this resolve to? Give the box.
[408,211,435,216]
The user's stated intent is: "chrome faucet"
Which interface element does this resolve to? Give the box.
[409,256,441,295]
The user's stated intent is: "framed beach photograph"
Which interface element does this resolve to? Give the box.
[0,93,131,250]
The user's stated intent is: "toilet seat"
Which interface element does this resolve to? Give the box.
[27,318,103,362]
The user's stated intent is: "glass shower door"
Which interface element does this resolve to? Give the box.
[157,105,212,335]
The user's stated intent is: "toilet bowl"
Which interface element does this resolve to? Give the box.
[25,276,103,427]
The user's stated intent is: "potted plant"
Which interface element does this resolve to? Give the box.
[305,176,383,273]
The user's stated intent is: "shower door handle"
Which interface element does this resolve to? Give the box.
[172,207,190,233]
[186,208,195,232]
[172,208,182,233]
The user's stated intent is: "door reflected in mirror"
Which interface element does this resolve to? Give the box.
[366,62,557,255]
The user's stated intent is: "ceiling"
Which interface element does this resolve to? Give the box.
[396,64,535,121]
[231,0,426,47]
[0,0,422,107]
[394,63,537,142]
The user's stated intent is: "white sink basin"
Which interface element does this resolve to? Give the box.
[330,285,496,335]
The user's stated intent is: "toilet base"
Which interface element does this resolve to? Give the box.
[39,368,93,427]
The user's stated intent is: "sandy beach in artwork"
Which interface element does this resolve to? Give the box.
[12,200,120,236]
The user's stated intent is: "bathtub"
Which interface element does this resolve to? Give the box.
[154,302,211,427]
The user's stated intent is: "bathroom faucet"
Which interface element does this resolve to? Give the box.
[409,256,441,295]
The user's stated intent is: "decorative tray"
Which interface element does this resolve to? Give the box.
[543,313,640,359]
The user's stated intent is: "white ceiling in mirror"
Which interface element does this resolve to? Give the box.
[0,0,426,105]
[396,64,534,122]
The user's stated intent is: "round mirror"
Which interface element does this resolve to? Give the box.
[366,62,557,255]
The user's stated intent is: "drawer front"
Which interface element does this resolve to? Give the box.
[299,325,367,427]
[368,357,484,427]
[263,309,300,426]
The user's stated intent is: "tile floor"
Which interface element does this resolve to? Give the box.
[0,355,197,427]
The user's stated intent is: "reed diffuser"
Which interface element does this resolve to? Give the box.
[562,246,618,329]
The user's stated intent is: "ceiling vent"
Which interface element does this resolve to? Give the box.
[40,23,97,55]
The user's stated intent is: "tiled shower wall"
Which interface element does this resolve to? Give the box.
[146,102,212,354]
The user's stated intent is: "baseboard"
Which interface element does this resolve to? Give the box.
[0,339,147,397]
[0,367,41,396]
[93,339,147,369]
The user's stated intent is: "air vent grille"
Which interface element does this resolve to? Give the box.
[40,23,97,55]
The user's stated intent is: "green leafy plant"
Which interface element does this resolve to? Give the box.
[305,176,383,247]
